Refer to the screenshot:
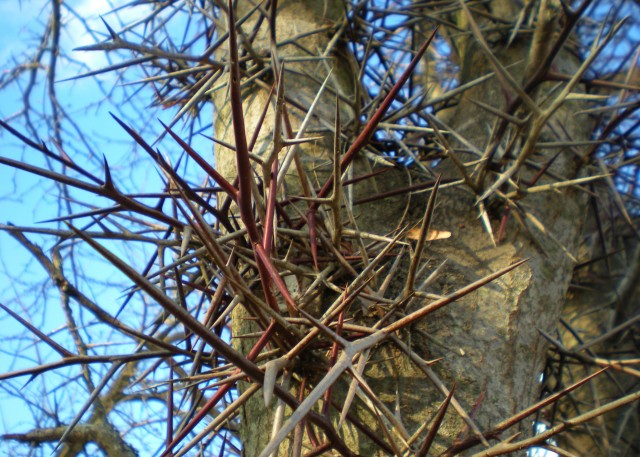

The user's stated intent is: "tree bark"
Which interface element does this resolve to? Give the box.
[212,0,592,455]
[555,221,640,456]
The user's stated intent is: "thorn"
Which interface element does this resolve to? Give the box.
[102,154,115,191]
[308,210,319,270]
[478,202,496,247]
[100,16,119,41]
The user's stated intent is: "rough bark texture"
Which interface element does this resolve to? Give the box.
[556,221,640,456]
[425,0,587,433]
[212,2,420,454]
[212,0,592,455]
[358,3,590,454]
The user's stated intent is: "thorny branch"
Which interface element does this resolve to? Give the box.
[0,0,639,455]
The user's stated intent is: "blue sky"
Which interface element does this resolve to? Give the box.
[0,2,209,451]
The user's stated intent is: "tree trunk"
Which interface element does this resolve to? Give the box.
[417,0,589,437]
[555,220,640,456]
[212,0,592,455]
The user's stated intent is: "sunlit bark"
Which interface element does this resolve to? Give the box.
[212,0,594,455]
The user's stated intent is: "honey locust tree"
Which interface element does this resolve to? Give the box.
[0,0,638,456]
